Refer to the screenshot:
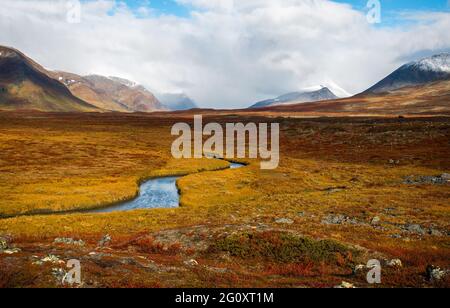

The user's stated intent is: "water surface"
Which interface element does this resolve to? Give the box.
[92,162,244,213]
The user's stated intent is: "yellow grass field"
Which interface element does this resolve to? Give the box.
[0,111,449,288]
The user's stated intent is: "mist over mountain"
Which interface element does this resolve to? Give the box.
[249,86,339,109]
[157,93,198,111]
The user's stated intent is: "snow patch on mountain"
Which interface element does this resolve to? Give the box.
[405,53,450,73]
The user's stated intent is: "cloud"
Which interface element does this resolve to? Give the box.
[0,0,449,108]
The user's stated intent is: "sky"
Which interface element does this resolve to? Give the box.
[0,0,449,108]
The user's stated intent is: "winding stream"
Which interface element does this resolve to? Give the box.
[91,162,245,213]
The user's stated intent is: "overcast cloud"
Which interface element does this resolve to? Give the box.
[1,0,450,108]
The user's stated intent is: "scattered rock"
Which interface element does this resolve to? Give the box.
[184,259,199,267]
[0,237,8,250]
[353,264,367,274]
[52,268,67,284]
[371,216,381,226]
[334,281,356,289]
[54,238,85,246]
[386,259,403,268]
[98,234,112,247]
[33,254,64,265]
[275,218,294,225]
[324,186,347,194]
[429,229,443,237]
[321,214,361,226]
[2,248,21,255]
[404,224,426,235]
[426,265,447,282]
[404,175,449,185]
[322,214,346,225]
[389,159,400,165]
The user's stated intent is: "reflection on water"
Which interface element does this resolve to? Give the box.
[91,162,244,213]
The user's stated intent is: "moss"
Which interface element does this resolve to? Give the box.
[209,231,358,264]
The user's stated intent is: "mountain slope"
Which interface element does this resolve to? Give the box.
[157,93,198,111]
[250,86,339,109]
[53,73,165,112]
[0,46,99,112]
[364,53,450,94]
[261,80,450,116]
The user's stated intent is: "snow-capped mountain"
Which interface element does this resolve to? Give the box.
[157,93,198,111]
[249,86,339,109]
[364,53,450,94]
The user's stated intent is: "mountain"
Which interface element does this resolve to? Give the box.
[0,46,98,112]
[364,53,450,94]
[157,93,198,111]
[260,80,450,116]
[250,86,339,109]
[53,73,165,112]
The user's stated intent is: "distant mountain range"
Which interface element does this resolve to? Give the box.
[0,45,196,112]
[250,86,339,109]
[0,45,449,114]
[0,46,99,112]
[363,53,450,94]
[157,93,198,111]
[52,72,165,112]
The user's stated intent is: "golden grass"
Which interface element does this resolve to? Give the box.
[0,112,449,287]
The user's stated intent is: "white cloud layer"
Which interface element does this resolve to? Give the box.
[0,0,450,108]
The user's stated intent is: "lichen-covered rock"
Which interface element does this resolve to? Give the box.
[275,218,294,225]
[386,259,403,268]
[334,281,356,288]
[98,234,112,247]
[54,238,85,246]
[426,265,447,282]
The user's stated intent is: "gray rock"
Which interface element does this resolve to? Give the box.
[441,173,450,181]
[334,281,356,289]
[275,218,294,225]
[98,234,112,247]
[429,229,443,237]
[404,175,449,185]
[426,265,447,282]
[184,259,199,267]
[405,224,426,235]
[386,259,403,268]
[371,216,381,226]
[0,237,8,250]
[322,214,346,225]
[54,238,85,246]
[1,248,21,255]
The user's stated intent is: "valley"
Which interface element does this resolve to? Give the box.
[0,111,448,288]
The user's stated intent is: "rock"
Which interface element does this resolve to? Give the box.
[33,254,64,265]
[98,234,112,247]
[426,265,447,282]
[322,214,346,225]
[334,281,356,289]
[386,259,403,268]
[441,173,450,181]
[275,218,294,225]
[0,237,8,250]
[371,216,381,226]
[2,248,21,255]
[52,268,67,284]
[184,259,199,267]
[54,238,85,246]
[353,264,367,274]
[405,224,426,235]
[429,229,443,237]
[404,175,449,185]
